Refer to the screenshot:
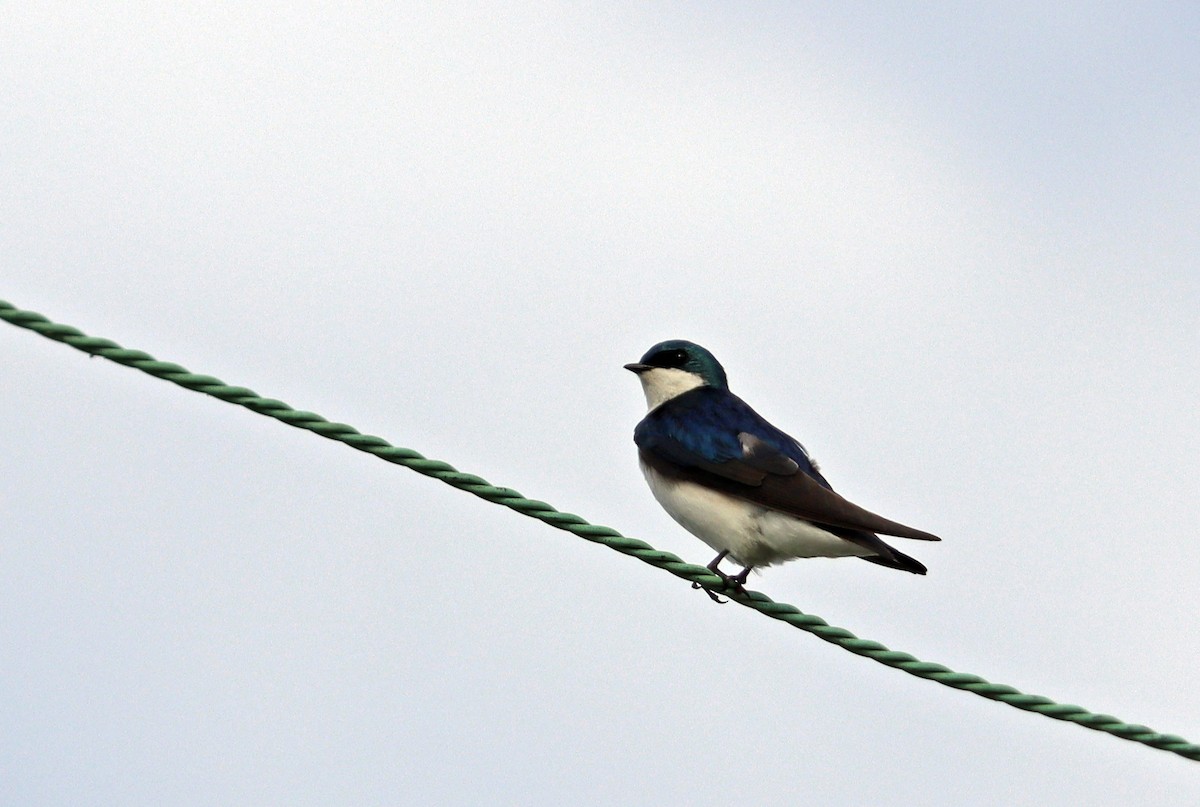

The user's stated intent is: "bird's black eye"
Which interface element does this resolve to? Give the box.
[650,349,689,369]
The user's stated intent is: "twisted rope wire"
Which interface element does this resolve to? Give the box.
[3,297,1197,763]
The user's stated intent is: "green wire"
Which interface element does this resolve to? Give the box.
[3,297,1197,763]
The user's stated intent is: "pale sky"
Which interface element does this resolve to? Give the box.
[3,4,1199,805]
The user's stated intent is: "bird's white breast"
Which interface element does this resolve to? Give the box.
[639,458,872,568]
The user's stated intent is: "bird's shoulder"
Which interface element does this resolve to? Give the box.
[634,386,828,487]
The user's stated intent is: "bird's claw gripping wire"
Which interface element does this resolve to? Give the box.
[691,550,752,603]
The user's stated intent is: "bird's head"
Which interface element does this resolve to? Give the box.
[624,339,728,410]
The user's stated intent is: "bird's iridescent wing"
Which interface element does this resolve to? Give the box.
[634,388,940,542]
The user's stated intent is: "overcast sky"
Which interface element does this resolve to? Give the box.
[3,4,1199,805]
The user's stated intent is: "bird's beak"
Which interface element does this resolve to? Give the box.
[624,362,652,374]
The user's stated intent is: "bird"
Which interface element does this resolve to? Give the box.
[625,339,939,600]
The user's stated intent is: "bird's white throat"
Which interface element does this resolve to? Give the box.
[636,367,706,411]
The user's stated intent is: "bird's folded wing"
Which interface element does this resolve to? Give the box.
[639,433,940,542]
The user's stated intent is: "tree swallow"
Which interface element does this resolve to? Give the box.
[625,340,939,599]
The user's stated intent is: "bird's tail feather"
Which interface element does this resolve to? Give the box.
[860,547,928,575]
[836,529,929,575]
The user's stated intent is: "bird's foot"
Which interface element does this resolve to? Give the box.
[691,555,752,603]
[718,574,749,599]
[691,552,753,602]
[728,566,752,587]
[691,580,729,604]
[692,549,734,603]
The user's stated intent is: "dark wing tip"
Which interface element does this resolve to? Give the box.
[906,529,941,542]
[885,521,941,542]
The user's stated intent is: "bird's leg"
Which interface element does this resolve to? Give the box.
[706,550,730,573]
[725,565,753,597]
[692,550,733,603]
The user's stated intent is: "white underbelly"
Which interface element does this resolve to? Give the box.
[640,460,872,567]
